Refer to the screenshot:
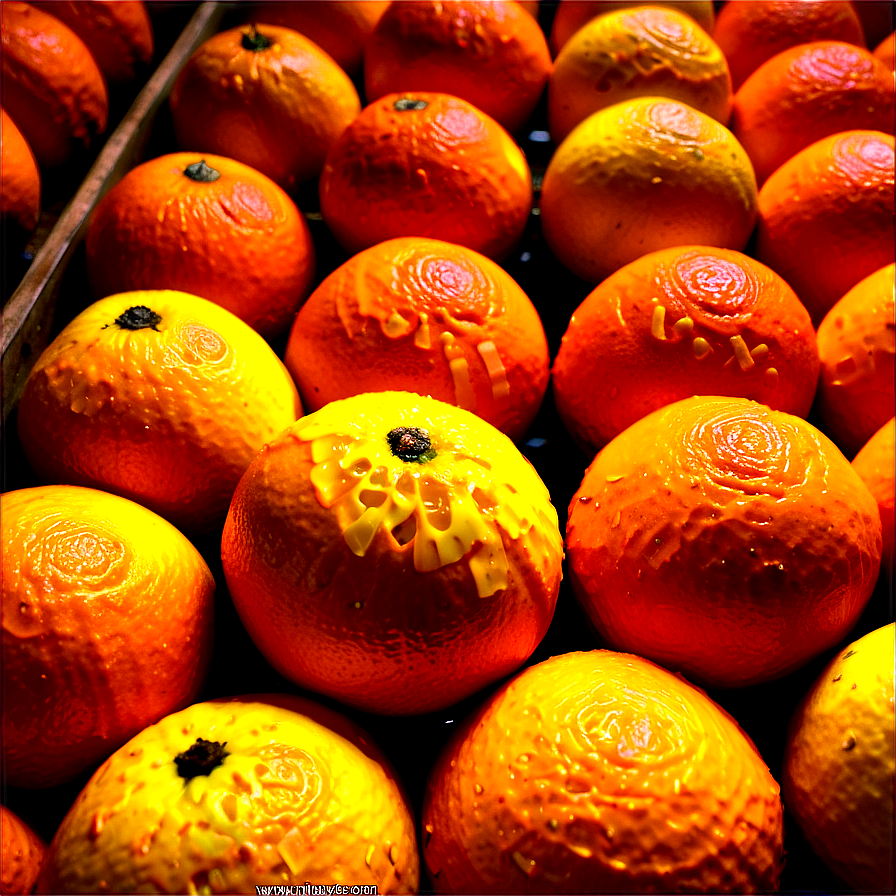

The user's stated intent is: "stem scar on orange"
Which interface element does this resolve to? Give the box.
[221,391,564,716]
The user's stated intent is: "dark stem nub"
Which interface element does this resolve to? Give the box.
[174,738,229,781]
[113,305,162,331]
[393,97,429,112]
[183,159,221,182]
[387,426,437,463]
[242,24,272,52]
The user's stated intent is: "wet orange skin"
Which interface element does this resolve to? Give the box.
[1,805,46,895]
[853,418,896,574]
[1,107,41,236]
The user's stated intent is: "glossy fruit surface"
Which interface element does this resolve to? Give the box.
[16,290,302,533]
[284,237,550,441]
[540,97,758,284]
[566,395,882,688]
[319,92,532,262]
[85,153,315,339]
[873,30,896,69]
[170,23,361,191]
[0,107,40,236]
[35,695,419,894]
[783,623,895,893]
[222,391,563,716]
[552,245,819,455]
[853,418,896,573]
[1,485,215,790]
[423,650,784,893]
[1,805,46,895]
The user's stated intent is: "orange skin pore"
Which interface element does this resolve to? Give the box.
[1,805,46,896]
[565,396,882,689]
[853,418,896,574]
[1,107,41,236]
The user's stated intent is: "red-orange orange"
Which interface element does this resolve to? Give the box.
[1,805,45,895]
[853,418,896,573]
[873,31,896,69]
[0,107,40,237]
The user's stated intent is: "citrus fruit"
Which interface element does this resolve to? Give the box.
[547,6,732,144]
[712,0,866,90]
[755,130,895,326]
[539,96,758,284]
[552,246,820,456]
[853,418,896,574]
[874,30,896,69]
[319,92,532,262]
[549,0,716,56]
[29,0,153,84]
[85,153,315,339]
[1,805,46,896]
[221,391,564,716]
[566,395,882,688]
[169,23,361,192]
[16,290,302,533]
[35,695,419,894]
[284,237,550,442]
[248,0,389,75]
[0,107,41,238]
[422,650,784,893]
[364,0,552,135]
[782,623,895,893]
[731,40,895,185]
[814,263,896,458]
[1,485,215,790]
[0,1,108,167]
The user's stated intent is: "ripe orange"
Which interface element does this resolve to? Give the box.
[319,92,533,262]
[1,805,46,896]
[0,107,41,238]
[35,695,420,894]
[732,40,895,185]
[364,0,552,135]
[16,290,302,533]
[29,0,153,84]
[713,0,866,90]
[547,5,732,144]
[169,23,361,192]
[552,245,820,456]
[755,130,895,326]
[0,1,108,167]
[85,153,315,339]
[549,0,716,56]
[423,650,784,892]
[539,96,758,284]
[1,485,215,790]
[782,623,895,893]
[248,0,389,75]
[284,237,550,442]
[814,263,895,459]
[873,30,896,69]
[566,395,882,689]
[222,391,564,716]
[853,418,896,574]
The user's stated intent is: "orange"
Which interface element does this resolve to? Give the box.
[364,0,552,135]
[712,0,866,90]
[1,805,46,895]
[169,23,361,192]
[1,485,215,790]
[422,650,784,892]
[755,130,895,326]
[16,290,302,534]
[85,153,315,339]
[248,0,390,75]
[782,623,895,893]
[814,263,896,458]
[319,92,533,262]
[539,96,758,284]
[547,6,732,144]
[549,0,715,55]
[566,395,882,688]
[552,246,820,456]
[0,107,41,237]
[0,1,108,167]
[35,695,419,894]
[284,237,550,442]
[873,30,896,69]
[853,418,896,574]
[29,0,153,84]
[221,391,564,716]
[731,40,895,185]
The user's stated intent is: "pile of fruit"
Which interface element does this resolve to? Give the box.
[1,1,894,894]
